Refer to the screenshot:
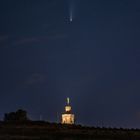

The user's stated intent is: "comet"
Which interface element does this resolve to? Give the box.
[69,0,74,22]
[70,10,73,22]
[70,17,72,22]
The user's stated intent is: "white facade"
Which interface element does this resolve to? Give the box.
[62,114,74,124]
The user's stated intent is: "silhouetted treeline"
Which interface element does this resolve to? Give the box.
[0,109,140,140]
[4,109,29,122]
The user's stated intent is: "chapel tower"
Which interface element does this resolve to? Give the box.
[61,98,75,124]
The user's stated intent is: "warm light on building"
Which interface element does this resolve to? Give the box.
[65,106,71,112]
[61,98,75,124]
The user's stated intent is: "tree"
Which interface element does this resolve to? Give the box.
[4,109,29,122]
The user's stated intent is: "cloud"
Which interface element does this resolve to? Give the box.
[13,32,67,46]
[14,37,40,45]
[136,112,140,119]
[49,33,67,40]
[25,73,46,86]
[0,35,9,42]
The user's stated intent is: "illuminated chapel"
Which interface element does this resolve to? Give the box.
[61,98,75,124]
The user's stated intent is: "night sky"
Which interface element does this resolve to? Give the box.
[0,0,140,128]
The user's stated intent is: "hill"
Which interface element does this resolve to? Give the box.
[0,121,139,140]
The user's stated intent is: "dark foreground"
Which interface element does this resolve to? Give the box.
[0,121,140,140]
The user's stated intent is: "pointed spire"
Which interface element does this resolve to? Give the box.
[62,97,75,124]
[67,97,70,105]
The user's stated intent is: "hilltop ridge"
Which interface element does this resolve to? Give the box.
[0,121,139,140]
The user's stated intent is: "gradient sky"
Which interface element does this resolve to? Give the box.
[0,0,140,128]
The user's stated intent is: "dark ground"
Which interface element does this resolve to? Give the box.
[0,121,140,140]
